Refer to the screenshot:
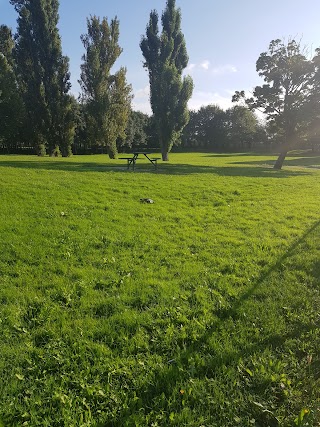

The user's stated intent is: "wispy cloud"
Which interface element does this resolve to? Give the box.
[184,60,237,75]
[134,85,150,99]
[131,86,236,115]
[132,86,151,114]
[188,90,233,111]
[200,60,210,70]
[211,64,237,75]
[186,63,196,72]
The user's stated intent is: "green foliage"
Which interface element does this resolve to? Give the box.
[182,105,266,151]
[0,24,14,60]
[10,0,74,156]
[233,39,320,169]
[117,110,150,152]
[79,15,132,159]
[226,105,266,149]
[37,143,46,157]
[0,153,320,425]
[51,144,61,157]
[182,104,227,149]
[141,0,193,160]
[0,25,25,147]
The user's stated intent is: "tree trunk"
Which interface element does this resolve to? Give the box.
[273,124,296,170]
[106,144,117,159]
[273,151,288,170]
[162,150,169,161]
[160,140,169,160]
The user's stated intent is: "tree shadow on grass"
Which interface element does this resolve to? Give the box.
[203,152,275,158]
[229,219,320,313]
[157,164,310,177]
[0,158,312,178]
[232,155,320,168]
[134,220,320,417]
[200,218,320,357]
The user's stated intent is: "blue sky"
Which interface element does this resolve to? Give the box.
[1,0,320,114]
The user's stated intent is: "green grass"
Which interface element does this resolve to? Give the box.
[0,152,319,426]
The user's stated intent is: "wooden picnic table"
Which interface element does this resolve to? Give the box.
[119,151,161,170]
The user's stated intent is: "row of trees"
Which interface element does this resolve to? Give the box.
[0,0,192,161]
[73,105,267,154]
[0,0,133,158]
[1,1,320,168]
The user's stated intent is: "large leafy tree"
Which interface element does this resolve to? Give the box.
[140,0,193,161]
[181,105,227,150]
[225,106,263,150]
[233,39,320,169]
[181,105,267,151]
[79,16,132,159]
[0,25,25,151]
[117,110,150,152]
[10,0,75,156]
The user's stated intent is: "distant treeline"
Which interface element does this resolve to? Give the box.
[1,103,318,155]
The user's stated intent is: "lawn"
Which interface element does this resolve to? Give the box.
[0,152,319,426]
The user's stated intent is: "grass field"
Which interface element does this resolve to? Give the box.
[0,152,319,426]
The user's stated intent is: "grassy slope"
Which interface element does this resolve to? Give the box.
[0,153,319,426]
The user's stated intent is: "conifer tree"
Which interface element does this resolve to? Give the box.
[79,16,132,159]
[10,0,75,156]
[140,0,193,160]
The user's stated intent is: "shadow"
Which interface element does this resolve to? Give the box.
[232,155,320,169]
[133,220,320,420]
[0,159,311,178]
[157,164,311,178]
[123,220,320,427]
[0,159,113,173]
[231,219,320,312]
[203,152,275,158]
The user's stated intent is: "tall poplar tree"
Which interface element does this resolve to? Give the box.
[140,0,193,161]
[10,0,75,156]
[0,25,24,150]
[79,16,132,159]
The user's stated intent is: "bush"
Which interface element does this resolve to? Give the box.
[51,145,61,157]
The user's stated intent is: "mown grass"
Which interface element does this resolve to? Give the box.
[0,152,319,426]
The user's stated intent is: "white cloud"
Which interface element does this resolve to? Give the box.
[211,65,237,75]
[188,90,233,111]
[200,60,210,70]
[131,87,235,115]
[134,85,150,99]
[184,60,238,75]
[132,86,151,114]
[132,101,152,115]
[186,63,196,72]
[131,85,238,116]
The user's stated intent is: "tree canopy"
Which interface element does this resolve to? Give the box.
[79,15,132,159]
[0,25,24,149]
[140,0,193,160]
[10,0,74,156]
[233,39,320,169]
[181,104,265,151]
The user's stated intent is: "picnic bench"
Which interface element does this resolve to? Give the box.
[119,151,161,170]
